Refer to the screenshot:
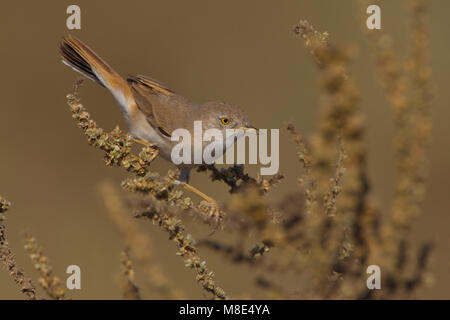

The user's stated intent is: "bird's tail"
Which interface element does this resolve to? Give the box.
[59,34,135,115]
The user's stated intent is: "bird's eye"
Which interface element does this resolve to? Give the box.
[220,117,230,125]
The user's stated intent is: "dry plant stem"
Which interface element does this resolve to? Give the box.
[286,123,317,214]
[136,206,227,300]
[294,20,374,294]
[197,239,271,265]
[293,17,433,298]
[294,19,370,224]
[0,197,39,300]
[122,175,225,229]
[66,85,159,178]
[392,0,432,229]
[364,0,432,232]
[197,164,283,195]
[119,249,141,300]
[67,81,224,229]
[355,1,432,298]
[389,0,433,297]
[362,0,433,295]
[67,81,226,299]
[61,5,435,297]
[324,145,346,217]
[23,233,66,300]
[99,181,184,299]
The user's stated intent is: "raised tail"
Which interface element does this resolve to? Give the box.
[59,35,135,116]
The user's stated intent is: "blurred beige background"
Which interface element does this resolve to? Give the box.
[0,0,449,299]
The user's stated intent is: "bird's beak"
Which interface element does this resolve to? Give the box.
[238,126,258,133]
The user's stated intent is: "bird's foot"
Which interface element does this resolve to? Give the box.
[199,201,224,235]
[183,183,224,234]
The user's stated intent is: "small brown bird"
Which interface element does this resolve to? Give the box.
[59,35,255,203]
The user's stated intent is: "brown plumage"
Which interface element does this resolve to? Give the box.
[59,35,253,185]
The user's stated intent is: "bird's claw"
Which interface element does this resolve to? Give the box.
[199,200,224,235]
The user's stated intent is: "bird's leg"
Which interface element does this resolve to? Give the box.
[183,183,223,234]
[178,167,218,205]
[183,183,218,205]
[133,138,152,147]
[177,168,223,232]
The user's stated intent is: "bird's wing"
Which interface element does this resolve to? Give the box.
[126,75,193,137]
[128,75,175,95]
